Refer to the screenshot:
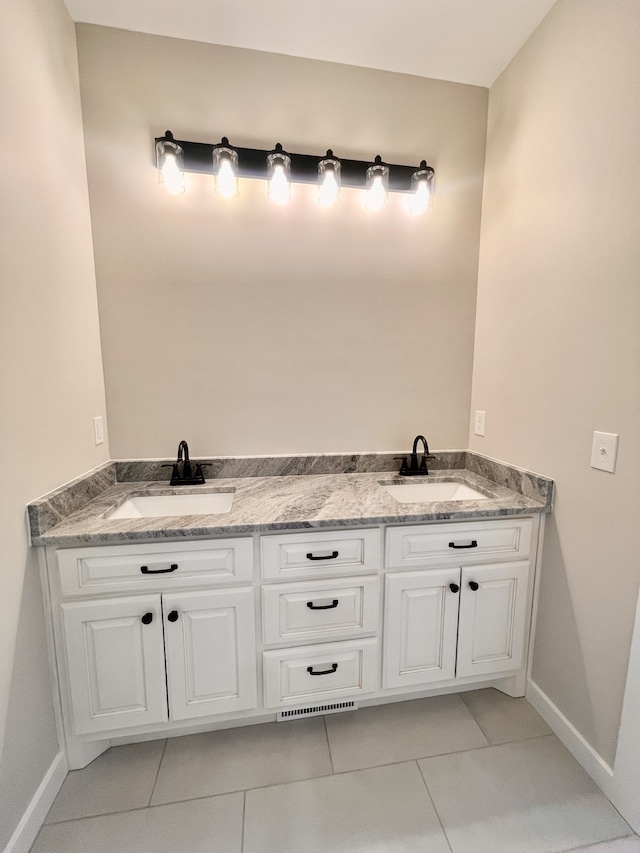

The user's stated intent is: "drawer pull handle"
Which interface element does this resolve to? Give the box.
[448,540,478,550]
[469,581,479,591]
[141,612,153,625]
[307,663,338,676]
[140,563,179,574]
[306,551,339,561]
[449,583,460,593]
[167,610,179,622]
[307,599,339,611]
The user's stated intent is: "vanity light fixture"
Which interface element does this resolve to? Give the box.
[408,160,435,215]
[212,137,239,199]
[317,150,341,208]
[154,131,434,212]
[156,131,185,195]
[266,143,292,204]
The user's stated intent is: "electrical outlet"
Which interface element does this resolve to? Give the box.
[590,431,618,473]
[474,410,486,437]
[93,416,104,446]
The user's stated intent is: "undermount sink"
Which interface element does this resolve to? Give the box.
[106,491,235,519]
[379,481,488,503]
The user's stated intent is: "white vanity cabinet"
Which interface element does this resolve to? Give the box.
[382,561,530,689]
[44,514,541,768]
[260,529,381,707]
[51,540,257,737]
[382,521,533,690]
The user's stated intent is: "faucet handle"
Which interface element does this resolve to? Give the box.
[394,456,409,475]
[419,454,437,474]
[161,463,180,485]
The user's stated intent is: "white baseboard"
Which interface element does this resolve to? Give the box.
[526,679,614,795]
[3,751,68,853]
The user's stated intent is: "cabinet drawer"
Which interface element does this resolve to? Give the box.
[261,529,379,580]
[262,576,379,645]
[263,638,378,708]
[386,519,532,569]
[57,539,253,596]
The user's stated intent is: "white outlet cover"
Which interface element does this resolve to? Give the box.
[474,410,486,437]
[590,431,618,473]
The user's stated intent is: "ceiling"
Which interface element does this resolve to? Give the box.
[63,0,557,88]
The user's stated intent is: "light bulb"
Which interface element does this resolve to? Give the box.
[213,139,239,199]
[268,164,291,204]
[409,179,431,215]
[408,161,434,215]
[161,152,185,195]
[216,158,238,199]
[317,151,341,208]
[365,175,387,212]
[318,170,339,208]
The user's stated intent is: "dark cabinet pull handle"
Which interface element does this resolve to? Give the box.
[306,551,339,561]
[141,612,153,624]
[449,583,460,593]
[140,563,179,574]
[307,599,339,610]
[469,581,479,591]
[167,611,179,622]
[448,541,478,550]
[307,663,338,676]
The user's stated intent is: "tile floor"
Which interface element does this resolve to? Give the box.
[32,688,638,853]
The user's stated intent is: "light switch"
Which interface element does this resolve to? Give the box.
[474,411,486,437]
[93,416,104,446]
[590,431,618,473]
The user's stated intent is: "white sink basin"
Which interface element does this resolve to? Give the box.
[106,491,235,519]
[380,481,488,503]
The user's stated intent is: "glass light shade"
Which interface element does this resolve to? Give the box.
[409,163,434,215]
[317,152,341,208]
[212,140,239,199]
[156,136,185,195]
[267,145,292,204]
[365,158,389,212]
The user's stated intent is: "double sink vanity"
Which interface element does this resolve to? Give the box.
[28,448,553,769]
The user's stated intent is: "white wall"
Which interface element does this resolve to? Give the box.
[471,0,640,765]
[76,26,488,459]
[0,0,109,844]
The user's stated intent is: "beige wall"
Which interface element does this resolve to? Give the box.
[76,26,488,459]
[0,0,108,842]
[471,0,640,765]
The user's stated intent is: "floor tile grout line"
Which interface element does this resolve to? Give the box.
[240,790,246,853]
[458,691,493,743]
[42,790,249,827]
[148,738,168,806]
[415,759,454,853]
[323,715,335,775]
[559,832,639,852]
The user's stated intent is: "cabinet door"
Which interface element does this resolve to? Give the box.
[383,569,460,689]
[61,596,168,735]
[163,587,257,720]
[456,561,530,678]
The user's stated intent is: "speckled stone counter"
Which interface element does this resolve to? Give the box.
[28,452,553,548]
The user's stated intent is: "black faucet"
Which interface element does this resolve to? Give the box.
[395,435,436,476]
[162,440,211,486]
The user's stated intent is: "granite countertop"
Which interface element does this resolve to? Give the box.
[29,454,553,548]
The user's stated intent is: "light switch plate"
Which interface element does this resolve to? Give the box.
[474,410,486,437]
[93,416,104,446]
[590,431,618,473]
